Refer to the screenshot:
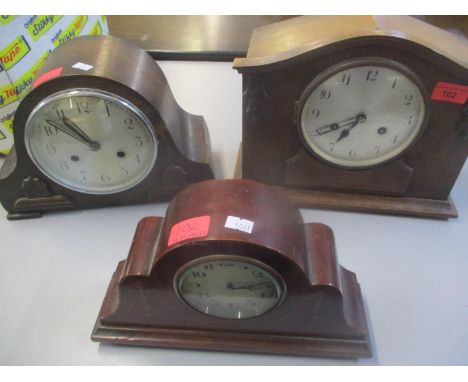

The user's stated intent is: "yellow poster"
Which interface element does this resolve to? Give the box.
[0,15,16,25]
[13,51,49,100]
[0,15,108,155]
[25,15,62,41]
[52,15,88,48]
[0,35,31,70]
[90,20,103,35]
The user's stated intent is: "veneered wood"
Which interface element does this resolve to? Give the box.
[0,35,214,219]
[92,179,372,358]
[234,16,468,70]
[234,144,458,219]
[234,16,468,218]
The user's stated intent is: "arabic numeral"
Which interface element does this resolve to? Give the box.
[404,94,414,106]
[191,271,206,278]
[77,99,90,114]
[45,143,56,154]
[55,109,65,120]
[124,117,134,129]
[80,171,88,181]
[120,167,129,177]
[329,142,334,152]
[442,90,457,99]
[42,124,58,137]
[101,173,111,182]
[366,70,379,82]
[320,89,331,100]
[372,146,381,156]
[348,150,357,158]
[311,108,320,118]
[134,137,144,147]
[405,115,414,126]
[341,74,351,86]
[58,161,69,171]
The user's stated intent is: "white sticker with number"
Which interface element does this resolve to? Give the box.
[72,62,94,71]
[224,216,254,234]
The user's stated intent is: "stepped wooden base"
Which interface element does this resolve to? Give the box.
[234,145,457,219]
[92,321,371,359]
[283,189,457,219]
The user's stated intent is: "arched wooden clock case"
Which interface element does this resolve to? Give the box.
[234,16,468,219]
[92,179,372,358]
[0,35,214,220]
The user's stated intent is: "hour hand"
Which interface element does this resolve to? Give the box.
[335,114,367,143]
[45,119,100,151]
[226,281,270,291]
[313,116,360,136]
[45,119,85,143]
[61,116,100,151]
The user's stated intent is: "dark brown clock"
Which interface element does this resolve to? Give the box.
[234,16,468,219]
[92,179,372,359]
[0,35,214,220]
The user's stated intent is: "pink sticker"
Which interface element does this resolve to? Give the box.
[168,216,211,246]
[32,67,63,88]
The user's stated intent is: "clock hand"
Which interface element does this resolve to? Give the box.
[226,281,271,291]
[45,119,101,151]
[60,116,101,151]
[45,119,91,145]
[313,116,361,136]
[335,114,367,143]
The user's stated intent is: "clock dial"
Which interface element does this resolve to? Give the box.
[176,257,284,319]
[300,59,427,168]
[24,89,157,194]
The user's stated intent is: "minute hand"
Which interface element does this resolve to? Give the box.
[45,119,89,144]
[61,117,100,151]
[313,116,362,136]
[335,114,367,143]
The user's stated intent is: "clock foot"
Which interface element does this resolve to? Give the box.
[7,211,43,220]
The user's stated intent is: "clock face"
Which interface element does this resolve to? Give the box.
[24,89,157,194]
[176,256,284,319]
[299,58,427,168]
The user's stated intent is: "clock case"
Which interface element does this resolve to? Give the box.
[0,35,214,220]
[234,16,468,219]
[92,179,372,359]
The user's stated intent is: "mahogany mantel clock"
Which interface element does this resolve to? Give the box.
[92,179,372,358]
[234,16,468,219]
[0,35,214,220]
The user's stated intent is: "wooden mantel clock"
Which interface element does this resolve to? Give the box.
[92,179,372,358]
[234,16,468,219]
[0,35,214,220]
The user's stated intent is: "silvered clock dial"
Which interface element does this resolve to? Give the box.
[299,58,428,168]
[25,89,157,194]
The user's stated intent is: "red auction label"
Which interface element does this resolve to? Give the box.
[431,82,468,104]
[167,215,210,246]
[32,67,63,88]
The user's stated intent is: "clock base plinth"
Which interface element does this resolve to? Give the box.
[7,211,43,220]
[92,322,371,359]
[284,188,458,220]
[234,144,458,219]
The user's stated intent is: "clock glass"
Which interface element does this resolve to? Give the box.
[24,88,157,194]
[176,256,284,319]
[299,58,427,168]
